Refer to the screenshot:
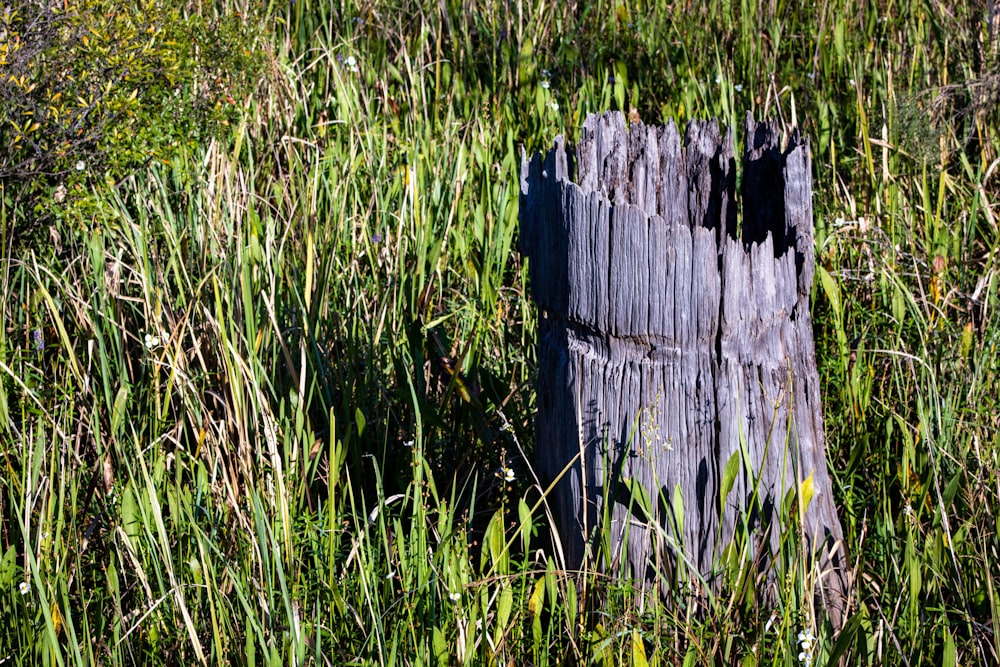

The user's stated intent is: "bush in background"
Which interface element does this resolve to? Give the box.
[0,0,265,243]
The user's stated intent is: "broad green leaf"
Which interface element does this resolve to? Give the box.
[782,483,797,519]
[942,469,962,509]
[355,407,366,436]
[517,37,535,83]
[482,511,507,573]
[111,385,129,439]
[673,483,685,537]
[121,482,141,541]
[0,546,16,586]
[496,585,513,633]
[614,61,627,112]
[720,449,741,509]
[799,469,816,514]
[529,576,545,648]
[622,477,653,521]
[817,264,841,322]
[527,576,545,617]
[518,497,533,549]
[545,556,558,611]
[432,626,448,665]
[960,321,975,357]
[827,613,862,665]
[943,625,956,667]
[631,629,649,667]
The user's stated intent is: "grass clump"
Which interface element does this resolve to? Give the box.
[1,0,999,664]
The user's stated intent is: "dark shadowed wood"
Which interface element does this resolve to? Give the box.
[520,111,847,626]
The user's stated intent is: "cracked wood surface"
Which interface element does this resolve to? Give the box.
[520,111,847,625]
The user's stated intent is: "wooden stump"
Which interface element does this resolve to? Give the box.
[520,111,847,625]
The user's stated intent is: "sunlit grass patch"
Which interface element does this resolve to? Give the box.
[1,0,999,664]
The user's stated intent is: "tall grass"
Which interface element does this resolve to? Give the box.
[1,0,999,664]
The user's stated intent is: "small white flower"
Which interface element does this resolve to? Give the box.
[850,78,856,86]
[403,439,414,448]
[53,184,66,203]
[144,333,161,349]
[386,570,396,579]
[75,160,86,171]
[734,84,743,93]
[549,100,559,112]
[715,74,722,84]
[807,72,815,80]
[344,55,358,73]
[540,79,550,89]
[498,466,515,482]
[449,591,461,602]
[797,628,816,658]
[18,581,29,595]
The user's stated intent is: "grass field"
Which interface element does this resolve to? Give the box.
[2,0,999,664]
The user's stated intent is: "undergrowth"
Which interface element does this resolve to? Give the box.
[1,0,999,664]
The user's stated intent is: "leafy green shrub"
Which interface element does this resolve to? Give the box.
[0,0,265,242]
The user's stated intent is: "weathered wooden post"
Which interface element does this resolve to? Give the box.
[520,111,847,624]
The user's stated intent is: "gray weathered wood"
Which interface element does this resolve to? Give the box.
[520,111,847,625]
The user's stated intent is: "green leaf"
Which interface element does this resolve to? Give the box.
[817,264,842,323]
[528,576,545,617]
[355,407,366,436]
[496,585,513,633]
[942,625,956,667]
[432,626,448,665]
[720,449,741,510]
[518,497,533,549]
[529,576,545,648]
[782,483,797,520]
[0,546,16,586]
[799,469,816,514]
[482,511,508,573]
[614,61,627,111]
[517,37,535,84]
[827,613,862,665]
[906,530,921,621]
[622,477,653,521]
[672,482,685,538]
[960,321,975,357]
[111,385,129,440]
[942,469,962,509]
[121,482,141,541]
[565,578,577,630]
[631,629,649,667]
